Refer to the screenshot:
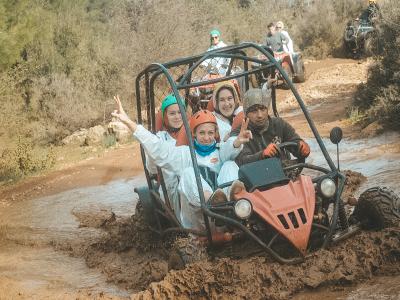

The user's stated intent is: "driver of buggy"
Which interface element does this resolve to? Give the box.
[230,86,310,167]
[360,0,380,24]
[112,97,252,231]
[201,29,230,76]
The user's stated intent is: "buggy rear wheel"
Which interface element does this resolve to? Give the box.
[293,57,306,83]
[282,63,293,89]
[134,186,158,227]
[168,236,208,270]
[354,187,400,229]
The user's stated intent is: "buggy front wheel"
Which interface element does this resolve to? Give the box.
[354,187,400,229]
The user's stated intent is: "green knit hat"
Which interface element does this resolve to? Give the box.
[161,94,185,115]
[210,29,221,37]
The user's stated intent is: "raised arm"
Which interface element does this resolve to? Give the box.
[111,96,192,173]
[220,118,252,162]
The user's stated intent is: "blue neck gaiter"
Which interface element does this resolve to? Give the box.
[194,139,217,157]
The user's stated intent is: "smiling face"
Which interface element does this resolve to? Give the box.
[165,104,183,129]
[217,88,236,118]
[194,123,217,145]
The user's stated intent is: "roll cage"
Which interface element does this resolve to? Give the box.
[134,42,346,264]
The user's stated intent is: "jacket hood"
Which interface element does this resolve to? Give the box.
[212,81,241,114]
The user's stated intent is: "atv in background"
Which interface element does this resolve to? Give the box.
[343,18,375,58]
[250,49,306,89]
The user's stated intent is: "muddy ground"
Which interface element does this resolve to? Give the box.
[1,58,400,299]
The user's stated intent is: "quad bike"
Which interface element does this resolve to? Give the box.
[343,17,380,58]
[133,43,400,268]
[250,48,306,89]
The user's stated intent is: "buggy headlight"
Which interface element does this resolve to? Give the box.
[319,178,336,198]
[234,199,252,219]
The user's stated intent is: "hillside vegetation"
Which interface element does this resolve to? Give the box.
[3,0,397,181]
[353,0,400,130]
[0,0,365,145]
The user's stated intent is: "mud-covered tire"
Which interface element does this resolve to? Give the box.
[282,63,293,89]
[293,58,306,83]
[354,187,400,230]
[168,236,208,270]
[134,186,158,227]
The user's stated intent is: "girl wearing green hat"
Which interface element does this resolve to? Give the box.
[146,94,186,219]
[201,29,229,75]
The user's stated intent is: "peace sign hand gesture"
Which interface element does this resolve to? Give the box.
[233,118,253,148]
[111,95,137,132]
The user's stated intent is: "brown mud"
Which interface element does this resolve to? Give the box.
[133,229,400,300]
[57,169,369,298]
[1,58,400,299]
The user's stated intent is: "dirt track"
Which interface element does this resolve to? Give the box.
[1,58,400,299]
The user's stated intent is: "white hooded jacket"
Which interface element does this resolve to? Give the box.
[134,125,242,175]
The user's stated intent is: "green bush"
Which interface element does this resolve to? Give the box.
[0,137,56,182]
[353,0,400,130]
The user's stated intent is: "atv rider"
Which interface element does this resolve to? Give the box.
[112,97,252,231]
[230,87,310,166]
[265,22,289,53]
[360,0,381,25]
[201,29,230,75]
[276,21,294,54]
[211,81,243,142]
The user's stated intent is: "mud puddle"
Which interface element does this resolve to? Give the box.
[293,275,400,300]
[0,176,146,299]
[306,131,400,194]
[1,133,400,299]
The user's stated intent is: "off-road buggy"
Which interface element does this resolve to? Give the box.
[249,48,306,89]
[133,43,399,266]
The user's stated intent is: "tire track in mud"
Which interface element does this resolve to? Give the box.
[131,228,400,300]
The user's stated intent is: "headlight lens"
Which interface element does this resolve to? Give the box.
[320,178,336,198]
[234,199,252,219]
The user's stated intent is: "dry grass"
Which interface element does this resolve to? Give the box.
[0,0,383,181]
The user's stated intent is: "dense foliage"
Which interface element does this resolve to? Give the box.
[0,0,365,146]
[354,0,400,130]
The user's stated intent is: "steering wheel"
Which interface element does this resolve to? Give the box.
[276,141,305,179]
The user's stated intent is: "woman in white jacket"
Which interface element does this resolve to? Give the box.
[145,94,185,219]
[211,81,243,142]
[112,96,252,230]
[276,21,294,54]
